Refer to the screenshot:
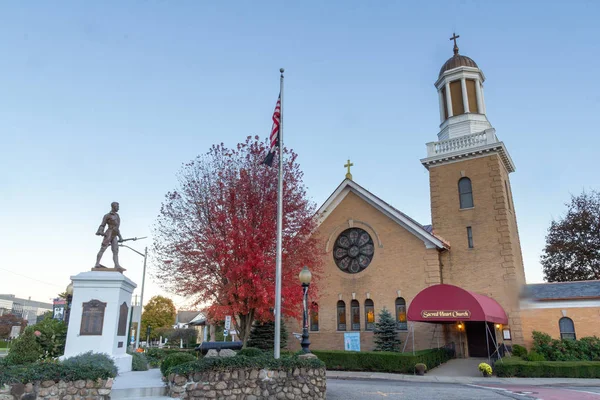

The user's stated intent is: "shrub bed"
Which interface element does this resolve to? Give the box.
[145,347,196,368]
[160,352,197,376]
[236,347,264,358]
[532,331,600,361]
[0,352,118,386]
[311,348,453,374]
[168,354,325,376]
[495,356,600,378]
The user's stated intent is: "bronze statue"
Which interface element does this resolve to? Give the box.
[95,202,124,270]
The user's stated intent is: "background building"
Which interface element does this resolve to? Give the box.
[0,294,53,326]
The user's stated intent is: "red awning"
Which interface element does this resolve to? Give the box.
[407,284,508,324]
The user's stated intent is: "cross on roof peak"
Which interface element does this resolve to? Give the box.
[344,159,354,180]
[450,32,460,55]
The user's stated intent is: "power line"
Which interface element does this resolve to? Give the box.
[0,267,63,289]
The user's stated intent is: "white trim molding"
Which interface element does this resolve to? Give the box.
[421,128,516,173]
[317,179,447,250]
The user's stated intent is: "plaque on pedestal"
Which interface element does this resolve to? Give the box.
[80,300,106,335]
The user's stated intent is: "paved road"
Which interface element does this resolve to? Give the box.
[327,379,600,399]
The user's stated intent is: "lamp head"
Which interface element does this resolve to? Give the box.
[495,324,502,330]
[66,282,74,296]
[299,266,312,285]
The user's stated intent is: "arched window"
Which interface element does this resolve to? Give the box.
[337,301,346,331]
[365,299,375,331]
[351,300,360,331]
[395,297,407,331]
[559,317,576,340]
[310,302,319,331]
[458,177,474,209]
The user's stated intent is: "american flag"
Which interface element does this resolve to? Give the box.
[263,94,281,166]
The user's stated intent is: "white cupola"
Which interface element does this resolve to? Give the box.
[435,33,492,140]
[421,34,515,174]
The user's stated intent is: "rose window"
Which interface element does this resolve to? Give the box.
[333,228,374,273]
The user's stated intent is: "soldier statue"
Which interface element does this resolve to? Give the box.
[95,202,124,270]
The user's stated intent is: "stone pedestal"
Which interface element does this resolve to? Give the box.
[63,271,137,373]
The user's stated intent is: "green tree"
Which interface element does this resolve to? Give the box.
[6,327,42,364]
[140,296,176,340]
[246,319,288,351]
[373,308,401,352]
[541,190,600,282]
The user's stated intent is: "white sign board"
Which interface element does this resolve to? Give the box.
[225,315,232,330]
[10,325,21,339]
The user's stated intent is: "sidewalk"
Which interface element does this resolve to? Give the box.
[326,370,600,387]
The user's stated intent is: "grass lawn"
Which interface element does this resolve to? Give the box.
[0,341,9,349]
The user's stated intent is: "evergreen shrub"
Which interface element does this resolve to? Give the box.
[130,352,149,371]
[525,350,546,362]
[5,328,42,365]
[511,344,528,358]
[532,331,600,361]
[237,347,264,357]
[246,319,288,351]
[373,308,401,352]
[160,352,197,376]
[145,348,196,368]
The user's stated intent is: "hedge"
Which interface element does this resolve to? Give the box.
[495,356,600,378]
[311,347,453,374]
[160,352,197,376]
[169,355,325,376]
[130,352,149,371]
[236,347,264,358]
[145,347,196,368]
[0,352,118,386]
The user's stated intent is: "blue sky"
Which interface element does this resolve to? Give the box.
[1,1,599,309]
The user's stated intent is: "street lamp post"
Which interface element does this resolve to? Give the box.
[298,266,312,354]
[119,244,148,349]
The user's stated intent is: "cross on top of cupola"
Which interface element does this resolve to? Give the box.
[450,32,460,55]
[438,33,479,78]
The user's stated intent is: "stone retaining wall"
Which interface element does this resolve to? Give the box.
[0,378,113,400]
[167,367,326,399]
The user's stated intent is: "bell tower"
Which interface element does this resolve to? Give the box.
[420,35,526,345]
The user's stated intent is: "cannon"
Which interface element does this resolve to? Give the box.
[195,341,243,355]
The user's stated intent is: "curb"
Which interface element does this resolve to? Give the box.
[325,371,600,387]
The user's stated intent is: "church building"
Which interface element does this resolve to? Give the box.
[294,36,528,358]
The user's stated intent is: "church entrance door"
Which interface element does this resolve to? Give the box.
[465,321,494,357]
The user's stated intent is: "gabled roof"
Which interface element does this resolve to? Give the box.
[522,280,600,301]
[317,179,448,250]
[188,312,207,326]
[176,310,202,324]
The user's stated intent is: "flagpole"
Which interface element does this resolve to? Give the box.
[274,68,284,359]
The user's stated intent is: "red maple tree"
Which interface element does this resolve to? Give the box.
[153,136,322,345]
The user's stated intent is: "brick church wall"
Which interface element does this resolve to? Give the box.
[520,306,600,349]
[429,153,526,345]
[290,191,446,352]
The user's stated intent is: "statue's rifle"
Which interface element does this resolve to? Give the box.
[119,236,148,243]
